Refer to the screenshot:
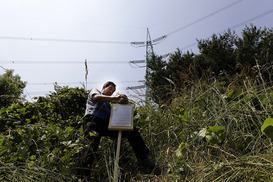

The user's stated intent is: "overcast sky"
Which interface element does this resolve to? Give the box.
[1,0,273,102]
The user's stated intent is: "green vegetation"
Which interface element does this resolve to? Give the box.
[0,69,26,108]
[146,25,273,104]
[1,25,273,181]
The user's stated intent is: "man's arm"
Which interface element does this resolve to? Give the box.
[92,94,124,103]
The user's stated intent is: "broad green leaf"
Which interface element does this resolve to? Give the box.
[206,126,226,145]
[226,89,241,101]
[30,155,36,161]
[206,126,225,135]
[261,116,273,140]
[0,134,4,145]
[176,142,189,158]
[206,132,221,145]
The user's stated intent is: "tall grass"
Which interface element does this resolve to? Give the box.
[1,68,273,181]
[0,162,70,182]
[132,67,273,181]
[87,67,273,181]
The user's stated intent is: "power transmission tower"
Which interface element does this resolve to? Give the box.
[145,28,154,102]
[127,29,166,102]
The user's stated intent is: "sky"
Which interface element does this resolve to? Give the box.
[1,0,273,102]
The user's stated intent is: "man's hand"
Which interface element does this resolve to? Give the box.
[117,94,128,104]
[118,94,127,99]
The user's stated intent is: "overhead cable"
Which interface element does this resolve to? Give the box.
[139,0,243,47]
[0,60,131,64]
[27,80,140,85]
[228,8,273,30]
[0,0,251,49]
[165,0,244,37]
[0,36,132,44]
[180,7,273,50]
[26,88,130,96]
[0,65,7,70]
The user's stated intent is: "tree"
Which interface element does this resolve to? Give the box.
[0,69,26,108]
[146,25,273,104]
[166,49,196,87]
[146,51,196,104]
[0,86,89,180]
[197,29,237,75]
[236,25,273,68]
[35,84,88,124]
[146,54,170,104]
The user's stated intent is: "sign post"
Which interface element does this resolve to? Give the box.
[113,130,122,182]
[108,104,134,182]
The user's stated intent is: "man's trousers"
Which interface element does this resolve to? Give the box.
[82,114,150,174]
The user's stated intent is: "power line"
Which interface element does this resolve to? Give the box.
[0,0,240,47]
[0,35,133,44]
[148,0,244,44]
[27,81,141,85]
[228,8,273,30]
[180,7,273,50]
[25,84,139,96]
[132,0,243,47]
[0,65,7,70]
[0,60,131,64]
[148,0,200,29]
[0,34,163,48]
[26,88,130,96]
[166,0,244,37]
[28,82,93,85]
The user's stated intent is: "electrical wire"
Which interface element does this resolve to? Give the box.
[154,0,244,40]
[180,7,273,50]
[0,65,7,70]
[148,0,200,29]
[0,0,245,48]
[169,0,243,37]
[26,85,134,95]
[0,36,132,44]
[0,60,131,64]
[27,80,141,86]
[228,8,273,30]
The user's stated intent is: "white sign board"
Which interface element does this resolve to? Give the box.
[108,104,134,131]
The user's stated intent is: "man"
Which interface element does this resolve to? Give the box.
[82,81,154,178]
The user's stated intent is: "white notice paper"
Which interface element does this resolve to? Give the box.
[109,104,134,130]
[111,105,132,126]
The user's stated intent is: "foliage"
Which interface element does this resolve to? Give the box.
[146,25,273,104]
[261,116,273,140]
[193,154,273,181]
[2,25,273,181]
[205,126,226,145]
[1,74,273,182]
[0,69,26,108]
[198,29,237,75]
[142,73,273,181]
[145,54,170,104]
[0,86,89,181]
[236,24,273,68]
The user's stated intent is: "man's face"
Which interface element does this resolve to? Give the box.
[102,85,116,96]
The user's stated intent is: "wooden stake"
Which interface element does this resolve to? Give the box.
[113,130,122,182]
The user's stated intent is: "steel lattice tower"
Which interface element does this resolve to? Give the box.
[145,28,154,102]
